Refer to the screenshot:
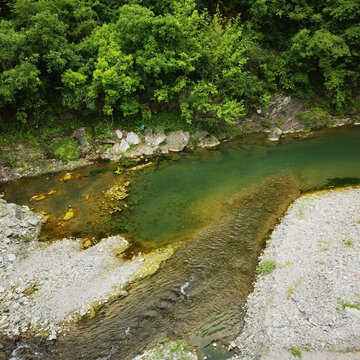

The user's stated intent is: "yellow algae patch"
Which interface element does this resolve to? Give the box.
[128,162,153,172]
[81,238,93,250]
[81,193,92,200]
[30,194,47,201]
[39,211,54,224]
[62,206,76,221]
[59,172,81,182]
[60,172,72,182]
[30,189,57,202]
[104,182,130,201]
[135,245,175,279]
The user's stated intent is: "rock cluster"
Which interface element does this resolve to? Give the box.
[105,129,219,161]
[233,189,360,359]
[0,197,43,337]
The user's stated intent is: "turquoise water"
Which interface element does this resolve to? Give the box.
[123,127,360,242]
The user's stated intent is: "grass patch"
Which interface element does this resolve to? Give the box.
[49,138,80,161]
[286,285,295,300]
[276,117,286,127]
[344,238,353,248]
[94,122,112,140]
[262,119,272,128]
[337,299,360,311]
[289,346,302,358]
[257,259,276,275]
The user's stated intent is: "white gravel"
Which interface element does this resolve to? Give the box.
[233,188,360,359]
[0,198,173,340]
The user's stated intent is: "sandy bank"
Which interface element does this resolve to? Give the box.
[233,188,360,359]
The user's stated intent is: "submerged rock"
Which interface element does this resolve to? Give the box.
[30,188,57,202]
[198,136,220,148]
[62,206,76,221]
[267,128,283,142]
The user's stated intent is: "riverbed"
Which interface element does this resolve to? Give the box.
[1,127,360,359]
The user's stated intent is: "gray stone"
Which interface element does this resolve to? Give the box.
[11,302,20,310]
[28,217,41,227]
[145,132,166,147]
[194,130,209,139]
[153,132,166,146]
[72,128,90,150]
[109,140,130,155]
[160,145,169,154]
[108,143,120,155]
[8,254,16,262]
[126,132,140,145]
[166,131,190,152]
[267,128,283,142]
[115,129,123,139]
[198,136,220,148]
[345,307,360,321]
[137,145,154,156]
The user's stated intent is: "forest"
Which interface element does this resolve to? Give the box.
[0,0,359,134]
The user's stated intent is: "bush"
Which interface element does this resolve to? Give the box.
[257,259,276,275]
[49,138,80,161]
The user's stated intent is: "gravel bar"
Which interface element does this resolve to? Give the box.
[233,188,360,360]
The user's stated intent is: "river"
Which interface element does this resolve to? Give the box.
[1,126,360,359]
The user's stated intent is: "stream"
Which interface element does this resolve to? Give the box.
[1,126,360,359]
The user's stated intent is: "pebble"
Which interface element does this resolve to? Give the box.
[8,254,16,262]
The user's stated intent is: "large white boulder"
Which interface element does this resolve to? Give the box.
[126,132,140,145]
[166,131,190,152]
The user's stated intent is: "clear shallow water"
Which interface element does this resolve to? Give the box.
[1,126,360,359]
[124,127,360,243]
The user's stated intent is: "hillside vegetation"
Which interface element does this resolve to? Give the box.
[0,0,359,134]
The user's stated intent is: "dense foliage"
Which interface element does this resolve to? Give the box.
[0,0,359,129]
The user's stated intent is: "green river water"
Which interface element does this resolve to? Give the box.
[1,126,360,359]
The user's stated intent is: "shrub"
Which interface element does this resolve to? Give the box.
[257,259,276,275]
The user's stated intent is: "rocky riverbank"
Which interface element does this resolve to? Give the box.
[1,94,359,183]
[0,197,174,341]
[233,188,360,359]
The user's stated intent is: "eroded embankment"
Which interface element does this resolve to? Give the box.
[233,188,360,360]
